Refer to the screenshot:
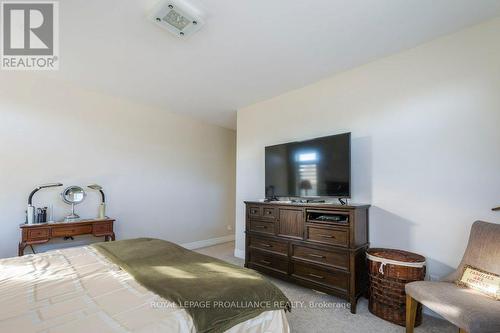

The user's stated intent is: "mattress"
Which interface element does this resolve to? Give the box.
[0,246,289,333]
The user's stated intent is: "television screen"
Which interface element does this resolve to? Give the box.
[265,133,350,198]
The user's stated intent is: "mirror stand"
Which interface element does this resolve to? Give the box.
[65,203,80,222]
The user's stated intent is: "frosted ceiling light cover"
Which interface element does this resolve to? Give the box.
[151,1,204,37]
[163,10,191,31]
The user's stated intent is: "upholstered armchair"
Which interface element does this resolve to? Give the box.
[405,221,500,333]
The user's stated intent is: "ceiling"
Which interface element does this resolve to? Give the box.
[42,0,500,129]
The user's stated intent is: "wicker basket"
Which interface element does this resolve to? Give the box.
[367,248,426,327]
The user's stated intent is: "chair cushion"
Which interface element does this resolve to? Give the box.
[406,281,500,333]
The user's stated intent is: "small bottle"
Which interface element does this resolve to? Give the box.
[41,207,48,223]
[36,208,43,223]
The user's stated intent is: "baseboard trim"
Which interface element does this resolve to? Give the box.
[234,248,245,259]
[181,234,235,250]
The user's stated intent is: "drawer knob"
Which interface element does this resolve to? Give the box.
[318,234,335,238]
[259,243,272,248]
[255,225,267,229]
[308,273,325,279]
[260,260,271,265]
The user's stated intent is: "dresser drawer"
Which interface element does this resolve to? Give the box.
[249,249,288,274]
[292,262,348,292]
[27,228,50,240]
[93,222,112,234]
[262,207,277,220]
[247,205,261,218]
[52,225,93,237]
[249,220,274,235]
[248,236,288,255]
[307,225,348,247]
[292,245,349,270]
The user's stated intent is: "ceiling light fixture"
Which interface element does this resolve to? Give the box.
[151,0,204,38]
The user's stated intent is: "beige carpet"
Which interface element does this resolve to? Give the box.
[195,242,456,333]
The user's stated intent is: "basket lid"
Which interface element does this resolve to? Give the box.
[367,248,425,263]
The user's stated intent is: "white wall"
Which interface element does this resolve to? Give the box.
[235,18,500,278]
[0,73,236,258]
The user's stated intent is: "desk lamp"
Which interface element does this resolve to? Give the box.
[27,183,63,224]
[87,184,107,219]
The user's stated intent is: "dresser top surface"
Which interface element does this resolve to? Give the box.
[20,218,115,228]
[244,200,370,209]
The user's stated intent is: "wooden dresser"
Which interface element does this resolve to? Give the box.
[19,218,115,256]
[244,201,369,313]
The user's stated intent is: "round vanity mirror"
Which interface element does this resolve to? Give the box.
[61,186,86,221]
[62,186,86,204]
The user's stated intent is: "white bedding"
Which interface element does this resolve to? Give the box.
[0,246,289,333]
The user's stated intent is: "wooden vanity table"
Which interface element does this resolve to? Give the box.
[19,218,115,256]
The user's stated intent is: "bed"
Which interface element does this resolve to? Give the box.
[0,239,290,333]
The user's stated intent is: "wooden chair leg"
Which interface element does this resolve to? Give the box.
[406,294,418,333]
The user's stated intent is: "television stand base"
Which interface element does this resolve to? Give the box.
[244,200,370,315]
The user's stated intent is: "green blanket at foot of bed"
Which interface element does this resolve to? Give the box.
[92,238,290,333]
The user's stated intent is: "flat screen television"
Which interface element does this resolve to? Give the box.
[265,132,350,198]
